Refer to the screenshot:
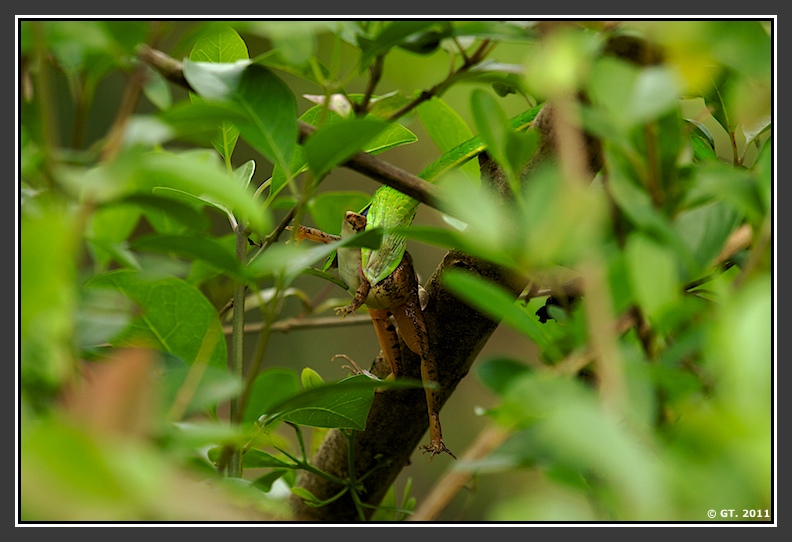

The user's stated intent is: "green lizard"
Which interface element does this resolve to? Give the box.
[294,104,543,459]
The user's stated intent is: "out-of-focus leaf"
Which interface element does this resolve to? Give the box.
[243,368,301,424]
[304,118,391,178]
[86,270,227,369]
[673,201,741,274]
[442,268,543,341]
[588,57,681,129]
[625,232,680,321]
[133,150,269,235]
[300,367,326,389]
[307,191,371,235]
[477,357,534,396]
[160,363,242,418]
[359,21,451,69]
[131,233,248,283]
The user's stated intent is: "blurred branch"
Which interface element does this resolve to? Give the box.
[408,424,511,521]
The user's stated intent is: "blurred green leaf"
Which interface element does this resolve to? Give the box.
[131,233,248,283]
[160,362,242,418]
[442,268,543,341]
[303,117,391,179]
[243,450,295,470]
[673,201,741,274]
[359,21,451,68]
[589,57,681,129]
[86,270,227,369]
[307,191,371,235]
[133,149,270,235]
[300,367,326,389]
[625,232,681,321]
[243,368,301,424]
[477,357,534,396]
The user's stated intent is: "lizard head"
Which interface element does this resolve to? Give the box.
[342,211,367,235]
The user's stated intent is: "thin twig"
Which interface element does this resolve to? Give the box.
[222,313,373,335]
[386,39,493,123]
[408,424,511,521]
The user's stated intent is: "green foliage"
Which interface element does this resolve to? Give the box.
[19,19,772,523]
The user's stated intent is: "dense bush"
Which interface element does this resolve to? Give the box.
[19,19,772,523]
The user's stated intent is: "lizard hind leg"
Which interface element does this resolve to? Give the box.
[391,302,456,460]
[368,308,402,379]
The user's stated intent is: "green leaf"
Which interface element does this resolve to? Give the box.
[301,367,325,389]
[189,24,249,63]
[134,150,269,235]
[307,191,372,235]
[243,368,301,424]
[359,21,451,69]
[589,57,681,129]
[131,233,248,283]
[477,357,534,396]
[673,201,741,274]
[470,89,537,183]
[243,449,294,470]
[245,227,382,283]
[87,202,142,268]
[234,64,298,174]
[304,117,390,179]
[142,66,172,110]
[188,25,249,159]
[160,362,242,418]
[183,59,251,101]
[417,97,478,182]
[250,21,324,67]
[291,486,322,504]
[442,268,540,339]
[259,375,378,430]
[183,61,298,174]
[266,105,416,204]
[86,270,227,369]
[233,159,256,191]
[625,232,681,321]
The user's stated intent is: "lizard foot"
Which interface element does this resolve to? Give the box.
[419,440,457,461]
[334,305,357,318]
[331,354,380,380]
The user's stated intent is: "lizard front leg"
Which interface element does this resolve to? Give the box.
[335,277,370,317]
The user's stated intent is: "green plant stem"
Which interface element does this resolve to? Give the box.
[227,224,248,478]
